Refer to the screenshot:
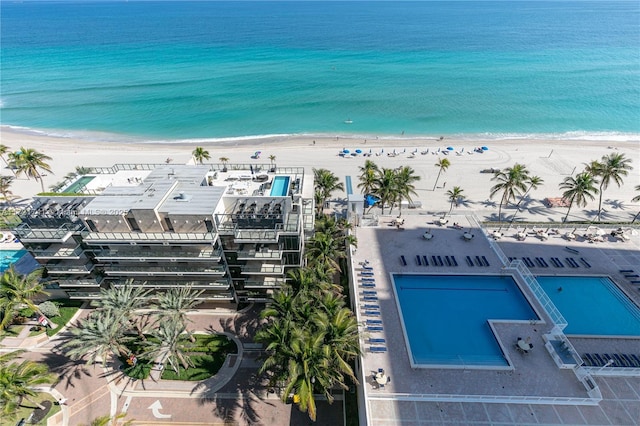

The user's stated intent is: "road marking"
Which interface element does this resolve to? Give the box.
[122,395,133,413]
[148,400,172,419]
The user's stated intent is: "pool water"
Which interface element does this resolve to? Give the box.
[64,176,95,193]
[393,274,538,367]
[269,175,290,197]
[0,249,27,273]
[537,276,640,336]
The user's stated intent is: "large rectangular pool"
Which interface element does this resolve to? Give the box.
[64,176,95,193]
[269,175,290,197]
[392,274,538,367]
[537,276,640,336]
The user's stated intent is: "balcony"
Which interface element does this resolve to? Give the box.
[46,263,94,275]
[14,223,82,243]
[111,278,231,290]
[32,246,84,260]
[94,247,222,262]
[54,278,103,288]
[234,229,278,243]
[67,291,102,300]
[84,231,217,244]
[104,264,226,276]
[236,248,282,260]
[244,277,287,289]
[240,263,284,275]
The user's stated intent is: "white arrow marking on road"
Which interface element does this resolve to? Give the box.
[148,400,172,419]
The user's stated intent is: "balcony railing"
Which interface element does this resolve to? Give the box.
[113,279,231,290]
[84,231,217,243]
[55,278,103,287]
[94,247,222,261]
[104,264,226,276]
[14,223,82,242]
[236,249,282,260]
[234,229,278,243]
[244,277,287,288]
[32,246,84,260]
[240,264,284,275]
[46,263,94,274]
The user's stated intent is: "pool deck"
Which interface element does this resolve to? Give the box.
[351,214,640,425]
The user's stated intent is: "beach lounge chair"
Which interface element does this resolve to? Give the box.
[367,326,383,332]
[613,354,629,367]
[466,256,474,267]
[363,304,379,310]
[474,256,483,267]
[363,296,378,301]
[422,255,429,266]
[370,346,387,353]
[565,246,580,254]
[581,354,593,366]
[624,274,640,278]
[362,264,373,270]
[361,277,376,282]
[364,310,381,316]
[361,271,374,276]
[400,255,407,266]
[366,319,382,325]
[362,290,377,295]
[619,269,634,273]
[583,353,597,366]
[580,258,591,268]
[416,255,421,266]
[444,256,452,266]
[627,354,640,367]
[437,256,444,266]
[450,255,458,266]
[481,256,490,267]
[361,283,376,288]
[369,338,386,344]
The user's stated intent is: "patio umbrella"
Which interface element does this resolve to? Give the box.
[447,146,454,151]
[355,149,362,154]
[481,146,489,151]
[343,149,350,154]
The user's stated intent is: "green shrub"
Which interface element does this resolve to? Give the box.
[38,301,61,318]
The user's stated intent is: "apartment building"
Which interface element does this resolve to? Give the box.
[14,163,314,305]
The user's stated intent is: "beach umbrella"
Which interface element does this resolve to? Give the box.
[355,149,362,154]
[481,146,489,151]
[447,146,454,151]
[343,149,350,154]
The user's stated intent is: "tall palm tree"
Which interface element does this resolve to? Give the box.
[191,147,210,164]
[489,163,529,226]
[446,186,465,215]
[0,267,47,330]
[313,168,344,217]
[219,157,229,171]
[11,148,53,192]
[373,168,397,215]
[432,158,450,191]
[142,319,194,373]
[0,176,15,205]
[151,286,203,342]
[357,160,379,195]
[632,185,640,223]
[306,232,344,273]
[560,172,599,223]
[62,310,135,365]
[508,175,544,227]
[586,153,633,221]
[0,144,15,176]
[92,285,152,339]
[394,166,420,217]
[269,155,276,168]
[0,359,56,416]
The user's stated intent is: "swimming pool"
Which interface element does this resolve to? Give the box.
[0,249,27,273]
[269,176,290,197]
[64,176,95,193]
[392,274,539,368]
[537,276,640,337]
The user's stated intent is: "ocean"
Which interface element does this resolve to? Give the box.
[1,1,638,142]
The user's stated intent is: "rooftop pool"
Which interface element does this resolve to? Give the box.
[269,175,290,197]
[64,175,95,193]
[392,274,538,368]
[537,276,640,337]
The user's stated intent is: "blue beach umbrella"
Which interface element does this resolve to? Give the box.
[355,149,362,154]
[343,149,350,154]
[446,146,454,151]
[481,146,489,151]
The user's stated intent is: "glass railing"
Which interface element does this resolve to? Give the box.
[84,231,217,242]
[234,229,278,242]
[55,278,102,287]
[114,280,230,289]
[14,223,82,241]
[236,249,282,259]
[244,278,287,288]
[46,263,94,273]
[104,264,226,275]
[240,264,284,274]
[32,246,84,259]
[94,247,222,259]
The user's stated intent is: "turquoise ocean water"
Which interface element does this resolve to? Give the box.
[1,1,639,142]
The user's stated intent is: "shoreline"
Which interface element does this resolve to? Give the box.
[1,127,639,224]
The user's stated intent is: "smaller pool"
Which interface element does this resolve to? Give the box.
[64,176,95,193]
[270,176,290,197]
[0,249,27,273]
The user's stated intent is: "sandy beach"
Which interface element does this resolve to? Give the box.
[2,127,639,224]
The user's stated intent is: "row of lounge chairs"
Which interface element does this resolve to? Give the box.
[621,269,640,290]
[400,255,490,267]
[582,353,640,368]
[509,257,590,268]
[358,261,386,353]
[466,255,490,267]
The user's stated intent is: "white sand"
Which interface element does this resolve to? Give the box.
[2,127,639,223]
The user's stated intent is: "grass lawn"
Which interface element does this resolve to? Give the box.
[0,324,24,339]
[46,299,83,337]
[160,334,237,381]
[10,392,60,426]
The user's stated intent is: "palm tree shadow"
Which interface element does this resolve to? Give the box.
[37,351,92,390]
[480,199,497,209]
[604,199,627,211]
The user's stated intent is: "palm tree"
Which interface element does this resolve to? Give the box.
[62,310,135,365]
[0,176,15,205]
[269,155,276,168]
[489,163,529,226]
[586,153,633,221]
[560,172,599,222]
[142,319,194,373]
[357,160,379,195]
[0,359,56,416]
[0,144,15,176]
[0,267,47,330]
[11,147,53,192]
[432,158,450,191]
[219,157,229,171]
[632,185,640,223]
[151,286,203,341]
[192,147,210,164]
[306,232,344,273]
[446,186,465,215]
[394,166,420,217]
[508,175,544,227]
[91,285,152,339]
[313,168,344,217]
[373,168,397,215]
